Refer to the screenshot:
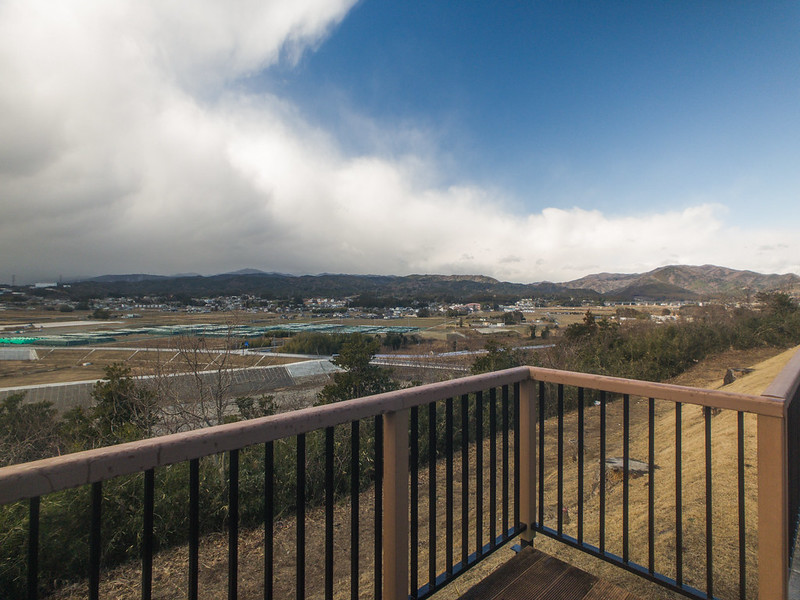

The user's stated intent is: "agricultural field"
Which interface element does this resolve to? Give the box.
[0,303,683,391]
[0,307,549,389]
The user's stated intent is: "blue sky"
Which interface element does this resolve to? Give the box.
[274,2,799,221]
[1,1,798,284]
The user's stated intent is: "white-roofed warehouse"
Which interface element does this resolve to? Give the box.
[0,347,38,360]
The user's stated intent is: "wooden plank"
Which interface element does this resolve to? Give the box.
[458,548,544,600]
[457,548,643,600]
[582,580,637,600]
[497,554,572,599]
[521,565,596,600]
[528,366,782,417]
[758,413,789,599]
[456,550,570,600]
[383,409,409,600]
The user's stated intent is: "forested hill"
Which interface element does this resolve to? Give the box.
[58,264,800,303]
[564,264,800,297]
[63,272,601,304]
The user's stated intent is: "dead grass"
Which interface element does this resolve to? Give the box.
[44,346,798,600]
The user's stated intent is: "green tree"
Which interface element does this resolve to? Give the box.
[233,395,277,421]
[759,291,798,316]
[0,393,61,466]
[91,307,111,319]
[62,364,157,449]
[317,334,397,404]
[382,331,406,350]
[282,332,349,355]
[564,310,599,339]
[503,310,524,325]
[471,341,526,374]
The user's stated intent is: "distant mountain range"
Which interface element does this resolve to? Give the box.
[65,264,799,303]
[563,265,800,300]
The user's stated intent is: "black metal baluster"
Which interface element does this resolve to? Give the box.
[446,397,454,577]
[648,398,655,575]
[189,458,199,600]
[229,449,239,600]
[737,411,746,600]
[265,442,274,600]
[28,496,39,600]
[705,406,713,599]
[297,433,306,600]
[325,428,334,600]
[577,388,584,545]
[351,420,359,600]
[374,415,383,600]
[89,481,102,600]
[623,394,630,564]
[557,384,564,536]
[513,382,520,530]
[502,385,509,534]
[599,391,606,554]
[476,390,484,557]
[676,403,683,587]
[428,402,437,591]
[410,407,419,597]
[142,469,154,600]
[538,382,545,529]
[489,388,497,548]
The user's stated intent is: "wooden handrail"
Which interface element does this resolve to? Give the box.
[528,366,784,416]
[757,347,800,600]
[0,364,784,507]
[762,347,800,408]
[0,367,530,505]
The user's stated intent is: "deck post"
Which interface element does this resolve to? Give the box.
[383,409,409,600]
[757,413,788,599]
[519,377,537,545]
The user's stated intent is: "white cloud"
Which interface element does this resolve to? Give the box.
[1,1,798,285]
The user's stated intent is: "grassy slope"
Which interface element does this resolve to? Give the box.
[532,345,798,600]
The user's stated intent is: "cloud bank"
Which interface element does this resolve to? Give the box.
[1,0,798,285]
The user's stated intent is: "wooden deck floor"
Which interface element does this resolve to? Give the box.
[457,547,642,600]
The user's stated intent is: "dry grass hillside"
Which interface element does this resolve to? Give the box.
[530,345,798,600]
[48,346,799,600]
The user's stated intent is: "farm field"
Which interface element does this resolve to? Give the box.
[0,307,548,388]
[0,303,682,391]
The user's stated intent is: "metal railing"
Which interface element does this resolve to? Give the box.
[407,385,524,599]
[1,354,799,600]
[0,368,529,600]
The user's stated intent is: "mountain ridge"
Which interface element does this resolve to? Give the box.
[564,264,800,297]
[60,264,799,302]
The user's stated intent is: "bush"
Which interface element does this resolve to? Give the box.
[542,298,800,382]
[471,341,526,374]
[0,394,61,467]
[281,332,351,355]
